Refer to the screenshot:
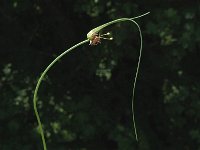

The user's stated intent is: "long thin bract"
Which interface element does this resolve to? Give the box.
[87,12,149,40]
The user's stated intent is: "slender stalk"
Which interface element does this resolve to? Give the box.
[88,18,143,141]
[33,39,89,150]
[128,19,143,141]
[87,16,149,141]
[33,12,149,150]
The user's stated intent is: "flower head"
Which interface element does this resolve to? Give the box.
[88,32,113,45]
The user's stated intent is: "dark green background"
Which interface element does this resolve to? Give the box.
[0,0,200,150]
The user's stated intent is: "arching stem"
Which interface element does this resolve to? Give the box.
[33,39,89,150]
[88,18,144,141]
[128,19,143,141]
[34,12,148,150]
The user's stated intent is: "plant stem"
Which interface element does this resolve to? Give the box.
[88,17,146,141]
[128,19,143,141]
[33,39,89,150]
[92,18,143,141]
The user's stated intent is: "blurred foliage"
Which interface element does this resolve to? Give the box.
[0,0,200,150]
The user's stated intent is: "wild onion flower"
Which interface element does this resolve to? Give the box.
[33,12,150,150]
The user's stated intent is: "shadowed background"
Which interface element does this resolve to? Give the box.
[0,0,200,150]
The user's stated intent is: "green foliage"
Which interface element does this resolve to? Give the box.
[0,0,200,150]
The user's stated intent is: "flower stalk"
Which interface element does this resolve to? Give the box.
[33,12,149,150]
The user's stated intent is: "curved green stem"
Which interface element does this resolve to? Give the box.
[89,18,143,141]
[33,39,89,150]
[128,19,143,141]
[103,19,142,141]
[34,13,148,149]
